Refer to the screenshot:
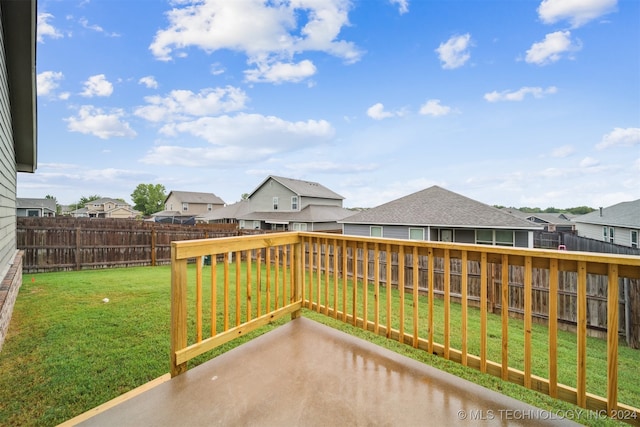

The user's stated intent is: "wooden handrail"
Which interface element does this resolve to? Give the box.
[170,231,640,424]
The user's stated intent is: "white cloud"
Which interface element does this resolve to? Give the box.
[484,86,557,102]
[79,17,120,37]
[244,59,317,84]
[134,86,248,122]
[65,105,137,139]
[390,0,409,14]
[149,0,362,83]
[538,0,617,28]
[37,13,63,43]
[144,113,334,166]
[551,145,575,158]
[80,74,114,97]
[366,103,394,120]
[435,34,472,69]
[579,157,600,168]
[419,99,452,117]
[596,127,640,150]
[525,31,581,65]
[138,76,159,89]
[37,71,64,96]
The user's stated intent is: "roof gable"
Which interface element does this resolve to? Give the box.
[342,186,540,229]
[249,176,344,200]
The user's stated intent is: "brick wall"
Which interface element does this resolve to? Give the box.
[0,251,23,352]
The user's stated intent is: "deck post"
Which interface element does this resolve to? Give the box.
[291,236,303,320]
[170,243,188,377]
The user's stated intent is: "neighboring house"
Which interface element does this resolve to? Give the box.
[70,198,139,219]
[164,191,225,216]
[341,186,543,248]
[203,176,353,232]
[16,198,56,217]
[0,0,37,351]
[199,200,251,224]
[502,208,575,232]
[572,199,640,249]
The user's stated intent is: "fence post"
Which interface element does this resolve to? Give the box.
[151,228,157,267]
[75,226,81,271]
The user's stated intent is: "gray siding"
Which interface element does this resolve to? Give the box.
[251,179,296,211]
[515,231,529,247]
[300,196,342,209]
[0,12,16,275]
[577,222,637,248]
[344,223,532,247]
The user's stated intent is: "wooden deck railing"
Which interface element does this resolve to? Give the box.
[171,231,640,424]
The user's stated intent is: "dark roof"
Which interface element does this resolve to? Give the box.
[341,186,541,230]
[198,200,252,221]
[249,176,344,200]
[165,191,225,205]
[240,205,353,223]
[2,0,37,173]
[573,199,640,228]
[17,197,56,211]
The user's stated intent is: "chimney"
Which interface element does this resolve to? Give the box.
[599,207,603,217]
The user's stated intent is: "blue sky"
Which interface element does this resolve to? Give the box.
[23,0,639,209]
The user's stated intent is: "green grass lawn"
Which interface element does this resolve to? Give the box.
[0,265,637,426]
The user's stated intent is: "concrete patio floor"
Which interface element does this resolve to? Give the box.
[70,317,578,426]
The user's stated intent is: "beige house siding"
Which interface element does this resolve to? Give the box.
[164,192,223,216]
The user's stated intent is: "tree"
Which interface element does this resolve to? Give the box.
[131,184,166,216]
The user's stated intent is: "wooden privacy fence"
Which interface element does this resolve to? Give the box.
[17,217,239,273]
[170,232,640,424]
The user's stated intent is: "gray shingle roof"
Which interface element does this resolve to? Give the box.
[240,205,353,223]
[167,191,225,205]
[198,201,252,221]
[250,176,344,200]
[17,198,56,211]
[573,199,640,228]
[341,186,541,229]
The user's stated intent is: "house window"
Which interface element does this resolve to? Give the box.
[253,221,261,229]
[440,229,453,242]
[239,220,246,229]
[207,204,212,211]
[182,202,188,211]
[495,230,514,246]
[292,223,307,231]
[370,226,382,237]
[291,196,298,210]
[603,226,615,243]
[409,228,424,240]
[273,197,279,210]
[476,229,493,245]
[27,209,40,217]
[632,230,638,248]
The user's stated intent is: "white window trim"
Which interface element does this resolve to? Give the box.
[291,196,298,211]
[370,226,383,237]
[273,197,279,210]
